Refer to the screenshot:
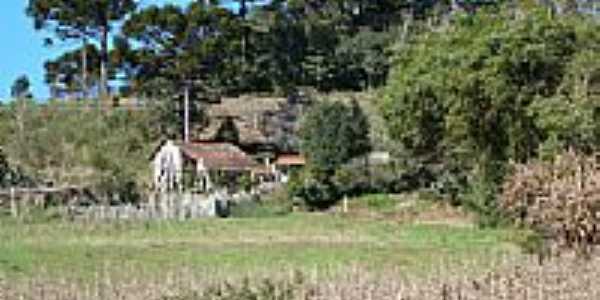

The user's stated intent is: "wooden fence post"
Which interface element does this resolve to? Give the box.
[343,195,348,214]
[149,193,156,219]
[178,194,186,221]
[10,187,17,218]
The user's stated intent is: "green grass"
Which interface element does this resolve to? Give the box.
[0,213,528,282]
[361,194,398,212]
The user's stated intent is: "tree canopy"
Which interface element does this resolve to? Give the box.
[10,75,32,99]
[381,5,600,218]
[300,99,371,174]
[27,0,137,98]
[29,0,495,100]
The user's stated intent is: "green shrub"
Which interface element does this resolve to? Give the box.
[292,179,339,210]
[287,169,340,210]
[461,162,508,228]
[516,232,546,256]
[362,194,397,212]
[334,163,404,196]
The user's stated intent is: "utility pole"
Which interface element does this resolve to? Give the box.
[184,83,190,143]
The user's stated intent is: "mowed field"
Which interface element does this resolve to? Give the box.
[0,207,528,283]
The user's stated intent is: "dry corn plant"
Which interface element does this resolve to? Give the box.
[3,254,600,300]
[500,150,600,259]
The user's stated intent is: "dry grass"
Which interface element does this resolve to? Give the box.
[1,252,599,299]
[501,151,600,257]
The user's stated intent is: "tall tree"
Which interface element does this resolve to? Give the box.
[122,2,241,95]
[300,99,371,174]
[11,75,32,99]
[27,0,137,100]
[10,75,33,156]
[234,0,254,62]
[44,44,101,99]
[122,2,241,138]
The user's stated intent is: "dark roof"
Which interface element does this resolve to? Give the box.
[180,142,258,171]
[208,97,286,117]
[196,119,270,146]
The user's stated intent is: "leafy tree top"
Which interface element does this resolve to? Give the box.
[26,0,137,39]
[11,75,32,99]
[121,2,241,94]
[299,98,371,174]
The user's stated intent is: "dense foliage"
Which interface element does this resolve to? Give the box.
[381,7,600,219]
[0,100,161,202]
[27,0,137,98]
[16,0,600,226]
[299,99,371,174]
[291,99,371,208]
[28,0,492,101]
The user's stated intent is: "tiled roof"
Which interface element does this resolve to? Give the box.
[180,142,258,170]
[275,154,306,166]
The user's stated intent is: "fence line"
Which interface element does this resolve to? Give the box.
[1,191,227,220]
[72,193,222,221]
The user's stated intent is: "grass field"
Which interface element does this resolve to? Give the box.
[0,207,529,283]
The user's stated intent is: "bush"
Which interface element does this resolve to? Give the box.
[334,162,407,196]
[462,172,505,228]
[287,169,340,210]
[299,100,371,174]
[297,179,339,210]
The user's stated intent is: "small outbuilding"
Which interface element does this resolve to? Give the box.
[273,154,306,183]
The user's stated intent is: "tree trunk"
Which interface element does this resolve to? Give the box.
[17,98,26,143]
[81,37,88,99]
[99,25,109,102]
[240,0,248,67]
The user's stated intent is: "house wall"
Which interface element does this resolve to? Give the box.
[153,141,184,192]
[195,159,213,192]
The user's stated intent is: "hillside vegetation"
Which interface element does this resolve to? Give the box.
[0,100,162,201]
[4,1,600,299]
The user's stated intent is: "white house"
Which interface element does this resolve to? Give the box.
[152,140,184,193]
[152,140,258,193]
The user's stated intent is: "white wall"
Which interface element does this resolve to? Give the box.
[153,140,184,192]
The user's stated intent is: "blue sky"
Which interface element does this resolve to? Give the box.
[0,0,247,101]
